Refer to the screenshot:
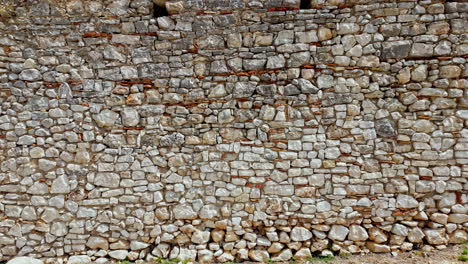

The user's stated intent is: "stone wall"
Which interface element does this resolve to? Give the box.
[0,0,467,262]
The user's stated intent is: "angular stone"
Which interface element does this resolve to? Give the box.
[51,175,71,194]
[369,228,388,243]
[366,242,390,253]
[396,194,418,208]
[191,230,210,244]
[297,78,318,94]
[266,55,286,69]
[408,227,425,243]
[423,229,448,245]
[174,204,197,219]
[233,82,256,98]
[121,108,140,127]
[93,110,119,128]
[375,119,396,137]
[130,241,149,250]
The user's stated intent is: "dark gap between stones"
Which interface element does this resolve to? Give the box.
[154,3,169,18]
[300,0,312,9]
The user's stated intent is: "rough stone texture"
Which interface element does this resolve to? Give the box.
[0,0,467,263]
[7,257,43,264]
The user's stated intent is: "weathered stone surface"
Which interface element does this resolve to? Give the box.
[291,227,313,242]
[328,225,349,241]
[93,110,119,128]
[424,229,448,245]
[7,257,43,264]
[349,225,369,241]
[382,41,411,58]
[67,256,92,264]
[0,1,465,262]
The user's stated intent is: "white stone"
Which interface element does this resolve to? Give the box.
[7,257,43,264]
[290,227,313,242]
[67,256,92,264]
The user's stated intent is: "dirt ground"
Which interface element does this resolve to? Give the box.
[320,244,467,264]
[143,244,468,264]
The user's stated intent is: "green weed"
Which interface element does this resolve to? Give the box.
[153,257,190,264]
[306,256,334,263]
[460,248,468,262]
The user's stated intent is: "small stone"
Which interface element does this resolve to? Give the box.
[109,250,129,260]
[408,227,425,243]
[366,242,391,253]
[67,256,91,264]
[369,228,388,243]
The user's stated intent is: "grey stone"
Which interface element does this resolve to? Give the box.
[19,69,41,81]
[95,173,120,188]
[375,119,396,137]
[410,43,434,57]
[297,79,318,94]
[382,41,411,58]
[93,110,119,128]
